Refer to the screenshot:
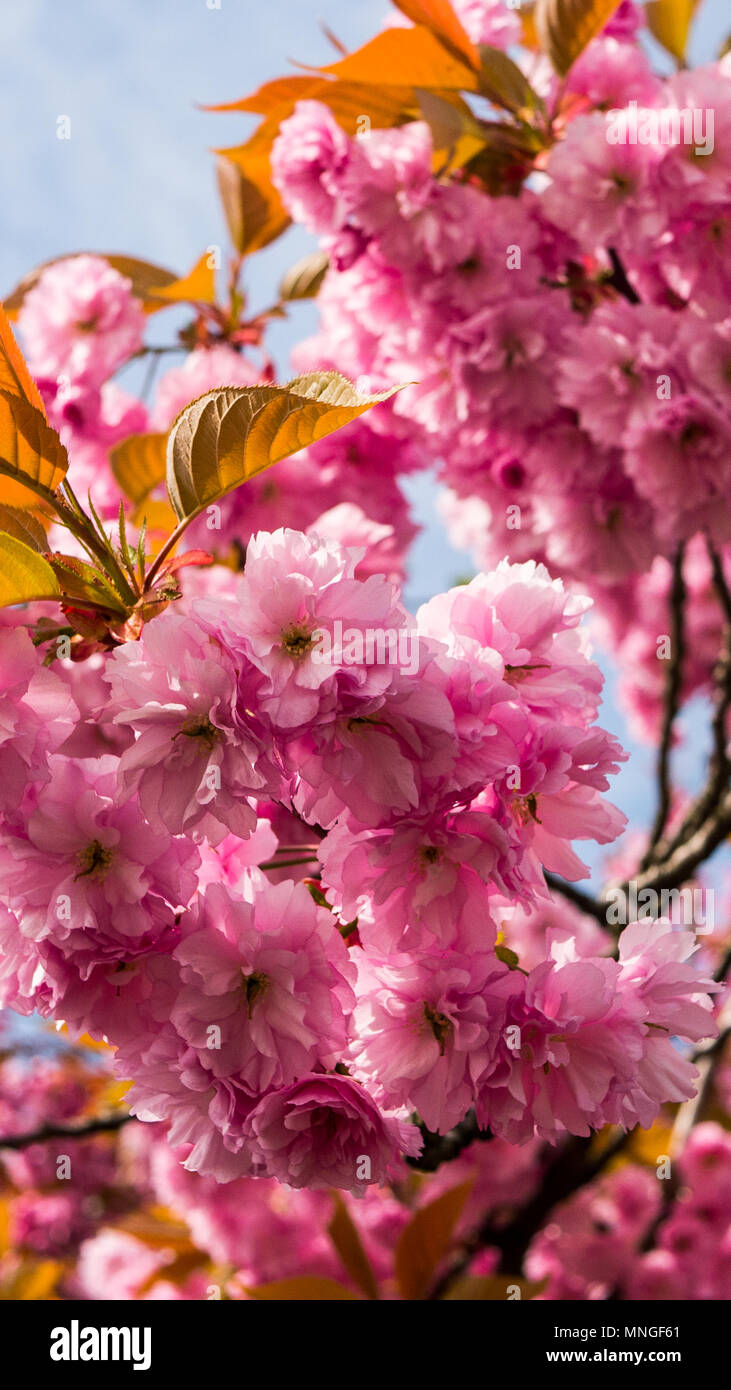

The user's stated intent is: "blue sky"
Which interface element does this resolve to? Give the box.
[2,0,728,878]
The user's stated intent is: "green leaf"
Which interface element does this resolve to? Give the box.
[0,504,47,551]
[47,554,128,613]
[0,533,61,608]
[395,1179,472,1300]
[166,373,405,524]
[246,1277,360,1301]
[477,45,546,119]
[495,943,521,970]
[646,0,700,64]
[279,251,330,302]
[328,1195,380,1300]
[118,500,134,574]
[535,0,622,76]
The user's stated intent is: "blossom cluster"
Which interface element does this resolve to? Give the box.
[0,524,718,1188]
[266,3,731,741]
[0,0,723,1203]
[525,1123,731,1301]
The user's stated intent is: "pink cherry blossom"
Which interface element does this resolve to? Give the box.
[245,1073,422,1191]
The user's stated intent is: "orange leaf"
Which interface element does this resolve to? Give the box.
[147,252,217,307]
[392,0,481,68]
[202,75,323,115]
[308,80,421,133]
[328,1194,380,1300]
[535,0,622,76]
[520,3,542,49]
[246,1277,360,1301]
[215,153,289,256]
[395,1179,472,1300]
[1,1258,65,1301]
[416,90,489,175]
[318,26,480,91]
[0,302,46,414]
[110,431,167,506]
[0,391,68,508]
[113,1207,194,1252]
[215,107,293,256]
[138,1248,209,1294]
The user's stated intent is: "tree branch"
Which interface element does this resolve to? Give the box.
[543,873,606,923]
[429,1129,632,1297]
[407,1111,491,1173]
[606,247,641,305]
[641,544,686,865]
[647,540,731,865]
[0,1112,133,1151]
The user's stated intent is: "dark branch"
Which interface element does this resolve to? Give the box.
[642,544,686,865]
[429,1129,632,1298]
[0,1111,133,1151]
[648,541,731,863]
[606,247,641,305]
[407,1111,491,1173]
[544,872,606,924]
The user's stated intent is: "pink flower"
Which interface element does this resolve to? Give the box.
[451,0,520,48]
[525,1164,660,1298]
[76,1229,176,1300]
[349,951,520,1132]
[245,1073,421,1191]
[418,560,602,724]
[170,880,355,1093]
[0,756,198,972]
[319,809,520,953]
[19,254,145,387]
[10,1191,92,1257]
[477,949,646,1143]
[542,112,664,251]
[0,624,78,817]
[234,527,407,731]
[196,821,277,895]
[618,917,718,1039]
[557,301,683,448]
[145,1136,336,1280]
[105,606,281,843]
[271,101,356,235]
[624,393,731,546]
[118,1023,264,1181]
[568,37,661,109]
[290,659,459,829]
